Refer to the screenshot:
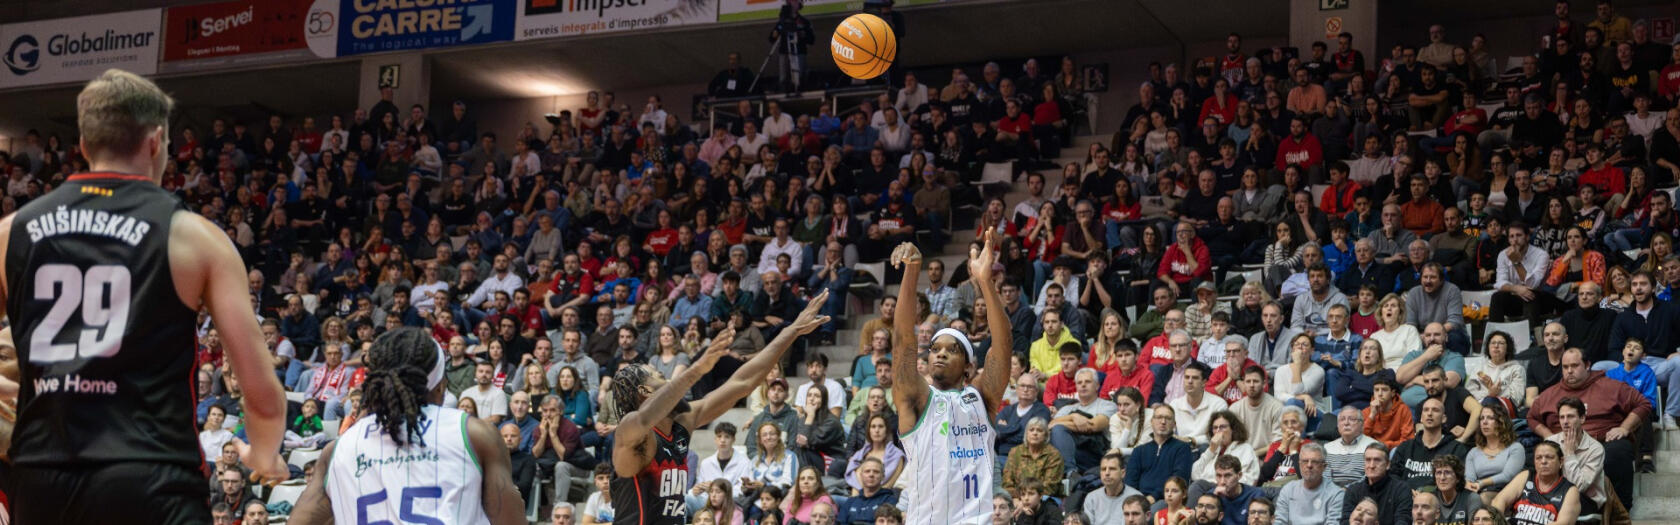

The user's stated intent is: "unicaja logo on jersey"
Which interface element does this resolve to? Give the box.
[940,421,988,437]
[4,35,40,76]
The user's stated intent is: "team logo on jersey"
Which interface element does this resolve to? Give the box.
[940,422,988,437]
[932,398,948,416]
[961,392,980,404]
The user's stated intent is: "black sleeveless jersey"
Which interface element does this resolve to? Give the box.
[1510,472,1574,525]
[611,423,690,525]
[5,172,201,468]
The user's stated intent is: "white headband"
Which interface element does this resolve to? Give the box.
[934,328,975,362]
[425,337,446,391]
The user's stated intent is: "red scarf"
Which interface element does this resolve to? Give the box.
[308,363,349,402]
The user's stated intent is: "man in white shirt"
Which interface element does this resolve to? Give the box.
[688,422,753,512]
[637,95,668,133]
[1492,222,1561,322]
[792,354,846,418]
[1169,363,1228,446]
[736,121,769,161]
[467,254,527,310]
[757,218,804,278]
[410,261,449,314]
[874,107,911,155]
[896,71,932,118]
[1346,134,1391,185]
[762,101,795,140]
[461,361,511,425]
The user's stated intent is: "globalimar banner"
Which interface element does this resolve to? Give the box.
[0,9,162,89]
[307,0,519,58]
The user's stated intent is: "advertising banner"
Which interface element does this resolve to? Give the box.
[310,0,519,58]
[515,0,717,41]
[717,0,858,22]
[160,0,315,73]
[0,9,163,89]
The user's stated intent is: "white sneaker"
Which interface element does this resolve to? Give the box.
[1663,415,1678,430]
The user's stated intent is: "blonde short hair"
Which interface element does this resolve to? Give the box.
[77,69,173,159]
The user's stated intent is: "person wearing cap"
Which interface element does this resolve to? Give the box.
[748,378,800,458]
[1184,282,1229,341]
[1048,367,1117,476]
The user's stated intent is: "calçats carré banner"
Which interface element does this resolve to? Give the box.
[306,0,519,58]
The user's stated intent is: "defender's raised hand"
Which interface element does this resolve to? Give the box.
[788,289,833,336]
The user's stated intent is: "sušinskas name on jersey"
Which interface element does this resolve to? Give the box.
[25,206,151,247]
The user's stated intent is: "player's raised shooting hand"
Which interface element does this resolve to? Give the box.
[889,242,921,269]
[969,228,997,283]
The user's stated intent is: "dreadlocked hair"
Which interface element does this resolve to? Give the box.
[359,327,439,447]
[608,364,655,424]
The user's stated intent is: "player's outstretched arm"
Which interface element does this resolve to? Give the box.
[288,440,338,525]
[468,415,529,525]
[174,211,288,484]
[613,327,735,477]
[689,291,831,427]
[968,229,1013,414]
[889,243,929,436]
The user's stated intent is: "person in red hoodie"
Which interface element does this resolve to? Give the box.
[1042,344,1084,407]
[1199,78,1240,126]
[1577,143,1627,207]
[1276,116,1325,182]
[1099,340,1156,400]
[1319,161,1362,217]
[1158,220,1212,299]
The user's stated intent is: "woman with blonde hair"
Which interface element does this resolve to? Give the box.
[1087,310,1128,375]
[1367,294,1420,369]
[1229,281,1273,337]
[519,363,553,408]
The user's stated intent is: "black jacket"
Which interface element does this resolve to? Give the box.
[1559,305,1616,364]
[1343,473,1413,525]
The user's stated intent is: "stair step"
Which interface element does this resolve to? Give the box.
[1638,473,1680,497]
[1629,496,1680,520]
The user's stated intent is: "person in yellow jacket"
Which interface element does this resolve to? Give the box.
[1029,308,1081,376]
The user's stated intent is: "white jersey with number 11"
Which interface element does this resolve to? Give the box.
[902,386,993,525]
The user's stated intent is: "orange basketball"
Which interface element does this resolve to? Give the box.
[831,13,896,80]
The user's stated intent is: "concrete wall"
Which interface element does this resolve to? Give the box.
[460,82,709,148]
[1288,0,1378,61]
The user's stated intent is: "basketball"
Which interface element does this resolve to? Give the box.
[830,13,896,80]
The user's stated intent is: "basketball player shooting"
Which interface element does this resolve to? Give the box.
[610,289,831,525]
[890,230,1012,525]
[0,69,288,524]
[288,327,525,525]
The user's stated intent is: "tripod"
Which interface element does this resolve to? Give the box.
[746,31,784,94]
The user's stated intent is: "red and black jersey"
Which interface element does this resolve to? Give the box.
[1510,472,1574,525]
[5,172,201,469]
[612,422,691,525]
